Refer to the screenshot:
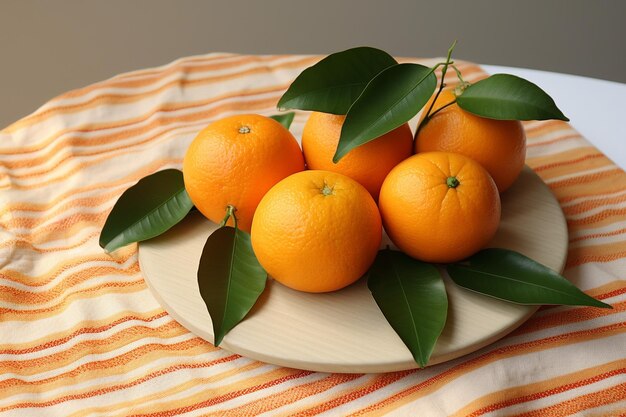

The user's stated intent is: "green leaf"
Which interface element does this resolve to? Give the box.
[197,226,267,346]
[456,74,569,121]
[334,63,436,162]
[367,250,448,367]
[447,248,611,308]
[277,46,397,115]
[99,169,193,252]
[270,112,295,129]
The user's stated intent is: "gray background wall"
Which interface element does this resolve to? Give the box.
[1,0,625,128]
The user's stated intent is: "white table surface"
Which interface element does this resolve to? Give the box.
[483,65,626,171]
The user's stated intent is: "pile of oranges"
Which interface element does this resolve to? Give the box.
[183,91,526,293]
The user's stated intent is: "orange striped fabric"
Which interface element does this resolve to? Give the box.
[1,53,624,416]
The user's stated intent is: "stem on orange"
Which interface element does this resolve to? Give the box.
[427,99,456,120]
[415,40,457,139]
[219,205,238,229]
[446,176,460,188]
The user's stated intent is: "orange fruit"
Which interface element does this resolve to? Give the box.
[183,114,305,232]
[379,152,501,263]
[414,90,526,192]
[251,170,382,293]
[302,112,413,200]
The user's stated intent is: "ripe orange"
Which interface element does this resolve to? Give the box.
[183,114,305,232]
[302,112,413,200]
[414,90,526,192]
[379,152,501,263]
[251,170,382,293]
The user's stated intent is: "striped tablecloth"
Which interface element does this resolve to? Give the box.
[1,53,625,417]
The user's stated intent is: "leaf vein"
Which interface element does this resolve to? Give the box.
[391,257,422,358]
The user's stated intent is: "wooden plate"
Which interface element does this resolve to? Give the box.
[138,166,568,373]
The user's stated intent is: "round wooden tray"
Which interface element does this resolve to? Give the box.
[138,166,568,373]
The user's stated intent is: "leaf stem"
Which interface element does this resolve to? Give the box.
[450,64,466,84]
[451,64,471,96]
[415,40,457,138]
